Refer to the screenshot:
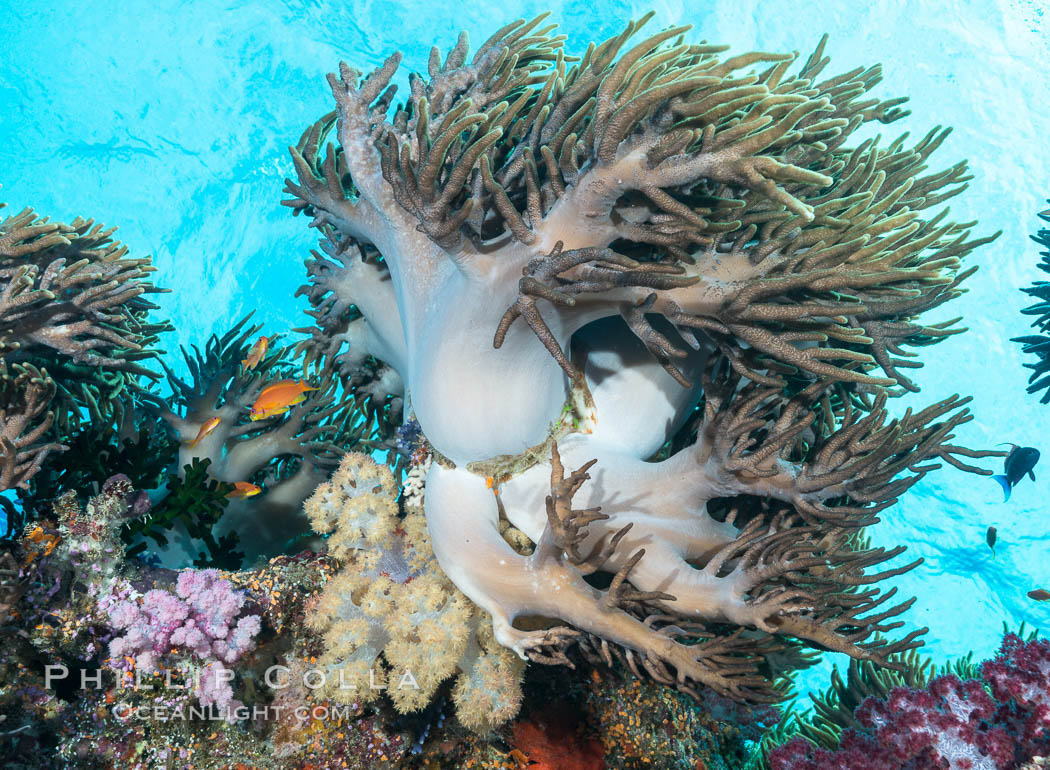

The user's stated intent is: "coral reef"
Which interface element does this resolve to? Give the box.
[0,9,1021,767]
[752,614,1008,761]
[0,474,340,767]
[1,468,772,770]
[140,315,385,564]
[767,632,1050,770]
[1013,204,1050,403]
[286,11,1001,711]
[0,193,376,582]
[0,213,389,565]
[11,309,390,568]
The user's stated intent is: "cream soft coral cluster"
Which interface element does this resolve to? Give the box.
[304,453,525,730]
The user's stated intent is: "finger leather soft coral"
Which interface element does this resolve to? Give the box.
[0,192,169,492]
[305,452,525,731]
[767,634,1050,770]
[288,12,1004,714]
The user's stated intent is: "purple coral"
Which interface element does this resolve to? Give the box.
[768,634,1050,770]
[101,568,261,709]
[196,661,239,710]
[983,634,1050,754]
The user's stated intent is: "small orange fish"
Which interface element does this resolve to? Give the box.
[249,379,317,421]
[226,481,262,499]
[241,336,272,372]
[187,417,221,448]
[1028,589,1050,602]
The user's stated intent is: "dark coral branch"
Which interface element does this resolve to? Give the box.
[0,207,168,373]
[493,241,698,381]
[694,510,925,665]
[696,358,1003,527]
[292,18,990,393]
[0,196,170,442]
[524,444,932,705]
[1012,203,1050,402]
[0,364,66,491]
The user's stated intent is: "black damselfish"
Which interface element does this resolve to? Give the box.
[993,444,1040,501]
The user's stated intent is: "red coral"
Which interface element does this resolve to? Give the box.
[768,634,1050,770]
[511,704,605,770]
[768,732,899,770]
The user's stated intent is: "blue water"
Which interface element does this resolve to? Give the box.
[4,0,1050,706]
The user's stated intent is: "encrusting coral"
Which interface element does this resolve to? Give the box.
[304,452,525,731]
[287,11,1002,711]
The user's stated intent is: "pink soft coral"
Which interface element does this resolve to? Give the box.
[768,634,1050,770]
[100,568,261,710]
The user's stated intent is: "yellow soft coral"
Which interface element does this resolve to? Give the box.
[305,453,524,730]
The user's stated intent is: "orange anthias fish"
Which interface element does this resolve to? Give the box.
[226,481,262,499]
[249,379,317,421]
[187,417,221,448]
[241,336,272,372]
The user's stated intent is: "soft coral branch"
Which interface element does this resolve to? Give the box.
[0,206,167,376]
[693,361,1004,526]
[142,316,380,562]
[0,364,65,491]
